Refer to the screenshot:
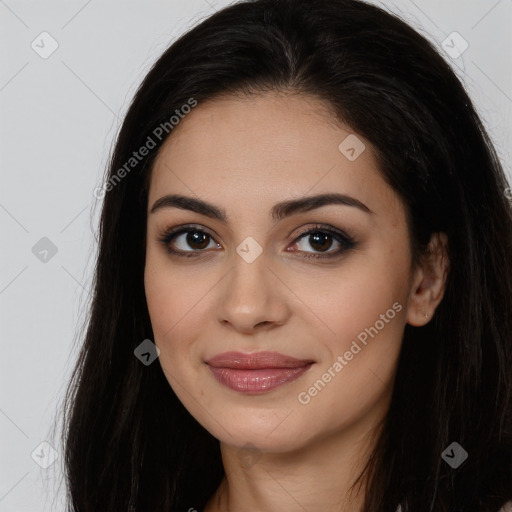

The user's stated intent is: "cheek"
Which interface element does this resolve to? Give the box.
[144,251,215,380]
[294,307,405,441]
[289,245,408,417]
[144,248,202,335]
[144,253,184,360]
[144,257,219,430]
[144,272,198,399]
[288,253,408,352]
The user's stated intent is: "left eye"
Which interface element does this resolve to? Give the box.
[158,224,355,259]
[289,226,356,259]
[294,230,342,254]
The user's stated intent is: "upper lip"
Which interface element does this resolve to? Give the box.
[205,351,315,369]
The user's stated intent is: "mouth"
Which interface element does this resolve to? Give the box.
[205,351,315,394]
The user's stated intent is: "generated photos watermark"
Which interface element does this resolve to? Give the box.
[298,301,403,405]
[93,97,197,199]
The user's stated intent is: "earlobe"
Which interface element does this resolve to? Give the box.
[405,232,450,327]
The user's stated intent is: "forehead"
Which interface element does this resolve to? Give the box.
[148,92,401,224]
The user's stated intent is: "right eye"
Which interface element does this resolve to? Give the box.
[157,225,220,257]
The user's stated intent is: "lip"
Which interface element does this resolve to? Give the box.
[205,351,315,394]
[206,351,314,369]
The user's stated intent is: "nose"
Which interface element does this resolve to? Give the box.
[217,254,290,334]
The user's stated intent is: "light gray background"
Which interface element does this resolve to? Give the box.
[0,1,511,510]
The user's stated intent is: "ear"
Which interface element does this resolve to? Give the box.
[406,232,450,327]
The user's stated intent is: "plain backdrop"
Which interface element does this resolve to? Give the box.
[0,1,511,510]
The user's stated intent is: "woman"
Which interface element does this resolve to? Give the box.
[59,0,512,510]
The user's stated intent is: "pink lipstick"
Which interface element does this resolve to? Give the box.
[205,351,314,393]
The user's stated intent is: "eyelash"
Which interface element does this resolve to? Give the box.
[157,223,356,260]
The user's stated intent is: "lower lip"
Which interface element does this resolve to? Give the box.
[207,364,313,393]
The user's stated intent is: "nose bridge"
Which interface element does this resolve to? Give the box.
[227,246,271,306]
[230,231,269,288]
[217,242,288,331]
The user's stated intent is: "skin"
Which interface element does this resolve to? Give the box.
[144,91,449,512]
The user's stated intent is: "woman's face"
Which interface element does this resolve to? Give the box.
[144,91,419,453]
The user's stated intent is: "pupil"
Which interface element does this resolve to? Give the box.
[310,233,332,252]
[187,231,209,250]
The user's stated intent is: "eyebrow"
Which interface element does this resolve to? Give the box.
[149,192,374,221]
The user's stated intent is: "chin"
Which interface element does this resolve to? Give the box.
[204,414,314,454]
